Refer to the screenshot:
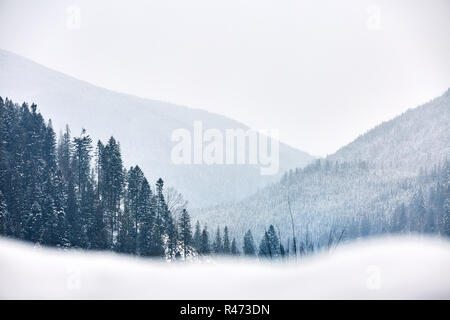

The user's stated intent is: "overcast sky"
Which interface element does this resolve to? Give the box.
[0,0,449,156]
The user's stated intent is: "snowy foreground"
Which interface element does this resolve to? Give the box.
[1,236,449,299]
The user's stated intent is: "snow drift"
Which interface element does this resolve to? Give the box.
[0,236,449,299]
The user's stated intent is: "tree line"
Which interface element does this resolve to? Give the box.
[0,97,184,257]
[1,97,448,261]
[0,97,289,260]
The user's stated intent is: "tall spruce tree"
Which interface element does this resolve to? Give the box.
[136,178,155,255]
[199,225,210,255]
[98,137,124,249]
[213,226,223,254]
[223,226,230,254]
[178,209,193,259]
[243,229,256,256]
[193,220,202,252]
[231,238,238,255]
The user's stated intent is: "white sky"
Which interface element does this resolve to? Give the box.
[0,0,449,156]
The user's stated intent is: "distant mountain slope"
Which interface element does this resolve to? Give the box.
[329,90,450,173]
[0,49,313,207]
[193,91,450,243]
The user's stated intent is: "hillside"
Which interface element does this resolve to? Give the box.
[193,91,450,244]
[329,89,450,173]
[0,49,313,207]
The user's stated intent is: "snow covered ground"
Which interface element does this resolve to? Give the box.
[0,236,449,299]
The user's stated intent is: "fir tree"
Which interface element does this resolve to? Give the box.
[231,238,239,255]
[199,225,210,255]
[243,229,256,256]
[166,216,178,259]
[0,191,8,235]
[178,209,193,259]
[137,178,155,255]
[192,220,202,251]
[213,226,223,254]
[223,226,230,254]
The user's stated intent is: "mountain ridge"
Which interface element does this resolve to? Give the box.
[192,89,450,242]
[0,48,314,207]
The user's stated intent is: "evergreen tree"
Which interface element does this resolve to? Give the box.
[243,229,256,256]
[178,209,193,259]
[150,219,165,257]
[98,137,124,249]
[192,220,202,251]
[410,189,426,232]
[26,201,43,243]
[223,226,230,254]
[213,226,223,254]
[0,191,8,235]
[65,174,80,247]
[258,226,281,259]
[137,178,155,255]
[88,197,107,250]
[266,225,280,256]
[166,216,178,259]
[125,166,145,250]
[258,234,270,258]
[57,125,72,182]
[41,195,58,246]
[231,238,239,255]
[155,178,171,233]
[117,208,136,254]
[70,129,93,248]
[199,225,210,255]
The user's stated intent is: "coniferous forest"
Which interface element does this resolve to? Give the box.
[0,97,449,261]
[0,97,253,259]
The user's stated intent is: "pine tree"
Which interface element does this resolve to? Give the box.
[213,226,223,254]
[125,166,145,250]
[166,216,178,259]
[70,129,93,248]
[65,174,80,247]
[150,218,165,257]
[41,195,58,246]
[137,178,155,255]
[155,178,171,233]
[81,173,97,248]
[231,238,239,255]
[266,225,280,256]
[98,137,125,249]
[178,209,193,259]
[199,225,210,255]
[0,191,8,235]
[258,234,269,258]
[117,208,136,254]
[223,226,230,254]
[57,125,72,182]
[243,229,256,256]
[410,189,426,232]
[89,197,107,250]
[26,201,43,243]
[192,220,202,251]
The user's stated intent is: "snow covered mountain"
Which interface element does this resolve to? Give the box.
[193,91,450,243]
[0,49,313,207]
